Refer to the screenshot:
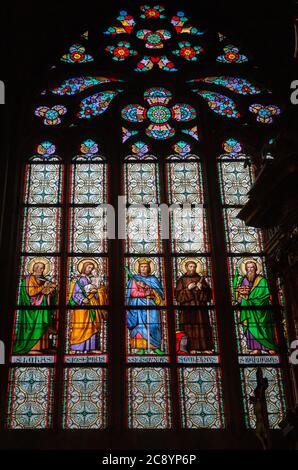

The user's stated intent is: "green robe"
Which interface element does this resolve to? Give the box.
[239,275,278,352]
[13,277,56,354]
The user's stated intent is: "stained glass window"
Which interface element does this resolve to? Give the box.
[4,3,292,444]
[9,140,108,429]
[66,140,108,427]
[66,141,108,369]
[121,87,197,140]
[7,368,55,429]
[218,138,287,428]
[179,368,224,428]
[240,368,286,428]
[127,368,172,429]
[12,142,62,366]
[63,368,107,429]
[167,147,224,428]
[123,138,224,428]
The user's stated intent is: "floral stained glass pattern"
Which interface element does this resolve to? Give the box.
[249,104,281,124]
[68,208,108,254]
[63,368,107,429]
[25,145,62,204]
[7,368,54,429]
[136,29,171,48]
[51,77,119,95]
[135,55,177,72]
[77,90,122,119]
[22,207,61,253]
[172,141,192,158]
[179,368,225,428]
[216,45,248,64]
[25,167,61,203]
[191,77,261,95]
[126,207,161,254]
[140,5,166,19]
[35,105,67,125]
[127,368,172,429]
[76,139,102,161]
[223,208,262,253]
[121,87,196,140]
[221,138,243,158]
[61,44,94,63]
[167,157,207,254]
[172,41,204,61]
[30,141,59,161]
[124,141,156,161]
[124,162,159,204]
[219,162,253,206]
[105,41,137,61]
[104,6,206,72]
[194,91,240,119]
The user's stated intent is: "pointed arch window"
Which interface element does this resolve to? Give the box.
[3,3,293,445]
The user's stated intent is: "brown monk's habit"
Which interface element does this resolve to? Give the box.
[175,274,214,351]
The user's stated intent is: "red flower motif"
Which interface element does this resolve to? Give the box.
[145,8,160,18]
[180,46,196,59]
[114,46,130,59]
[225,51,239,62]
[70,51,84,62]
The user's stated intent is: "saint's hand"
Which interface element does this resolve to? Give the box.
[238,286,251,296]
[136,281,146,288]
[188,282,196,290]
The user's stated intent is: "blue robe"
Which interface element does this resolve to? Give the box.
[126,274,164,349]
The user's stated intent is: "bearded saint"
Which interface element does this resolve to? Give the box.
[174,260,213,353]
[235,260,278,354]
[13,261,57,354]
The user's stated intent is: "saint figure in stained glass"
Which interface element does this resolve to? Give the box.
[69,259,107,353]
[13,259,57,354]
[174,260,213,353]
[126,258,164,355]
[176,331,190,355]
[234,259,278,354]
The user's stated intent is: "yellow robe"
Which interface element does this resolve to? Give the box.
[69,285,107,346]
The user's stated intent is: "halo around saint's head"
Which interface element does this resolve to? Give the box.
[77,258,99,274]
[27,257,51,276]
[180,257,203,275]
[133,257,156,275]
[239,258,262,276]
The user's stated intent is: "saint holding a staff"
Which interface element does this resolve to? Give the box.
[126,258,164,356]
